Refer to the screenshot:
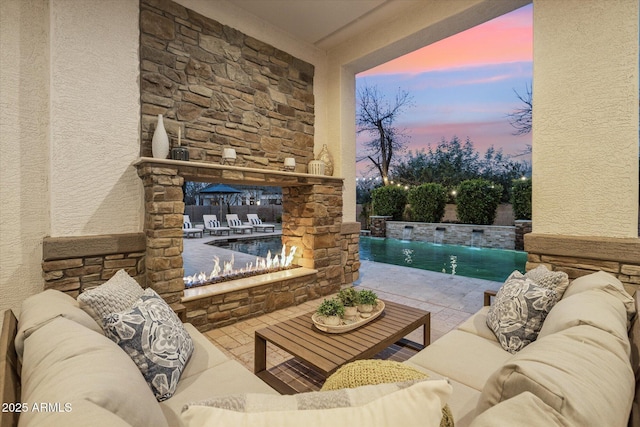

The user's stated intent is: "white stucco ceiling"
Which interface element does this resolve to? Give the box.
[223,0,422,49]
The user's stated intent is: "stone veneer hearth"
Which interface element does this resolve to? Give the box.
[136,158,360,331]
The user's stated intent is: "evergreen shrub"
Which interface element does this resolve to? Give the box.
[407,183,447,223]
[371,186,407,220]
[511,178,532,220]
[456,179,503,225]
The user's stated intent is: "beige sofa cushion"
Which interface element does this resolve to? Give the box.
[180,323,230,379]
[20,317,168,427]
[409,365,482,427]
[21,399,136,427]
[470,392,569,427]
[477,325,633,427]
[160,359,279,426]
[77,268,145,323]
[406,329,512,390]
[180,380,452,427]
[456,306,497,342]
[563,271,635,323]
[538,288,629,344]
[15,289,102,361]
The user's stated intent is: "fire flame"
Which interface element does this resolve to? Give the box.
[184,245,297,287]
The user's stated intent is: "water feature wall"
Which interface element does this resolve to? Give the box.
[386,221,516,250]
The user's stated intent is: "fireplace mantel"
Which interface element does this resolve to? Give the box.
[134,157,343,187]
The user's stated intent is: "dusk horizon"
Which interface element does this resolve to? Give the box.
[356,4,533,176]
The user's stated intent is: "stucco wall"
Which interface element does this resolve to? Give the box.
[532,0,639,237]
[49,0,142,237]
[0,0,50,321]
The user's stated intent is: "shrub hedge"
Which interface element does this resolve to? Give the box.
[371,186,407,220]
[511,178,532,220]
[455,179,503,225]
[407,183,447,223]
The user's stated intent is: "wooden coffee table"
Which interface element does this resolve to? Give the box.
[254,300,430,394]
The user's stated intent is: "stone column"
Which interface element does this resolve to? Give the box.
[282,182,344,297]
[137,165,185,304]
[370,216,392,238]
[515,220,532,251]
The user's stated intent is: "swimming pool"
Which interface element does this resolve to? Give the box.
[359,236,527,282]
[210,236,284,256]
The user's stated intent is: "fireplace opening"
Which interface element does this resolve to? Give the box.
[182,182,292,289]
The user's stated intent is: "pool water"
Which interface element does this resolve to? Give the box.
[210,237,284,256]
[359,236,527,282]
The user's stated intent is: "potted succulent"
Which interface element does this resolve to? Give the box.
[338,287,360,319]
[357,290,378,317]
[316,298,345,326]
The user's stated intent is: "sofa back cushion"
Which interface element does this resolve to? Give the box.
[477,325,633,427]
[562,271,636,324]
[538,288,630,346]
[15,289,102,362]
[470,392,568,427]
[20,316,168,427]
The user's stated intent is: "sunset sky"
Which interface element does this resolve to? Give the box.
[356,3,533,176]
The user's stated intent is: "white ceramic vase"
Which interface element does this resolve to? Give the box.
[152,114,169,159]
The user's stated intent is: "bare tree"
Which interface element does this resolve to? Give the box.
[507,83,532,136]
[356,85,413,185]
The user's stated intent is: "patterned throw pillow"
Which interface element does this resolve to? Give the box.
[103,288,194,401]
[508,265,570,297]
[250,218,262,225]
[77,269,145,324]
[486,277,559,353]
[208,220,221,228]
[229,219,242,227]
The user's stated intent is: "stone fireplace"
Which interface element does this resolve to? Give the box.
[136,158,360,330]
[40,0,361,332]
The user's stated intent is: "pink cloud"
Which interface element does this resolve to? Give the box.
[359,5,532,76]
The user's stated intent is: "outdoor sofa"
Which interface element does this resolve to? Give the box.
[2,269,639,427]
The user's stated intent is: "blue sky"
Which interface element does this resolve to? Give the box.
[356,4,533,175]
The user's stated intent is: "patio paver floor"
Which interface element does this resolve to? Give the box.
[185,237,504,393]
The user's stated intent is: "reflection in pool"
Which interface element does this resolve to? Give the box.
[359,236,527,282]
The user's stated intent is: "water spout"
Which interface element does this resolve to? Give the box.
[402,226,413,241]
[471,229,484,248]
[434,227,445,245]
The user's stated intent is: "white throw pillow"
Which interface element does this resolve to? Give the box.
[181,380,452,427]
[103,288,194,401]
[77,269,144,323]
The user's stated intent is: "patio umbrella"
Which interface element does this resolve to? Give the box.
[199,183,243,220]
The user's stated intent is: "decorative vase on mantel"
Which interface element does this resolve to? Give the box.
[317,144,334,176]
[152,114,169,159]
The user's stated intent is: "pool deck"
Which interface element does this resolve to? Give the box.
[182,232,504,392]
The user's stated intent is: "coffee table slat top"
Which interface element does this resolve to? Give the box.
[255,299,430,391]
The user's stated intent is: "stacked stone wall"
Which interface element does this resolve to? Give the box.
[183,275,315,331]
[42,234,146,297]
[140,0,315,170]
[341,222,361,285]
[525,234,640,293]
[386,222,516,250]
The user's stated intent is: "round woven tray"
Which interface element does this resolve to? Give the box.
[312,301,385,333]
